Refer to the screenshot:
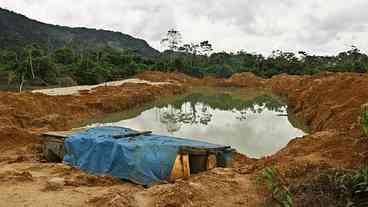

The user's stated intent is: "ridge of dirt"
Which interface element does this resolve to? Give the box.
[135,71,202,85]
[218,72,368,205]
[0,82,184,151]
[1,71,368,206]
[268,72,368,136]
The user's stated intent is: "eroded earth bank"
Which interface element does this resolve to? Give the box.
[1,71,367,206]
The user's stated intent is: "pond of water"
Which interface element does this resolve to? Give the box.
[84,87,306,158]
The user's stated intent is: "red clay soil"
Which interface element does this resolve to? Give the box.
[136,71,202,85]
[223,72,368,186]
[268,72,367,136]
[1,71,368,206]
[0,82,184,151]
[221,72,266,88]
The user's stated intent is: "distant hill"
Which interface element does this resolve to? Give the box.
[0,8,159,57]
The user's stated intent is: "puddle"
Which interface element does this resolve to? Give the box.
[83,87,306,158]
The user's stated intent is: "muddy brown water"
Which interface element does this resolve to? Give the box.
[82,87,306,158]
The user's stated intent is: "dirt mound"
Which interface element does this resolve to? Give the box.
[220,72,266,87]
[0,170,34,182]
[256,130,360,175]
[266,73,305,94]
[274,73,368,136]
[65,174,121,187]
[221,72,368,136]
[87,188,140,207]
[0,127,37,151]
[0,82,184,151]
[139,168,264,207]
[135,71,202,85]
[151,181,212,207]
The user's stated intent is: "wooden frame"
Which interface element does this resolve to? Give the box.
[168,150,219,182]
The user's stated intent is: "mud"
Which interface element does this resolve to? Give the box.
[1,71,368,206]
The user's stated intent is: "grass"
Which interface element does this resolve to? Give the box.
[351,167,368,206]
[258,166,368,206]
[259,167,293,207]
[361,104,368,136]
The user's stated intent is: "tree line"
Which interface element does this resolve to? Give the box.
[0,29,367,91]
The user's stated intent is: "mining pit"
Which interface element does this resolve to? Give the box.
[0,71,367,206]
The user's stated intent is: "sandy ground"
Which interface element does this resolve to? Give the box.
[32,79,172,96]
[0,160,264,207]
[0,71,368,206]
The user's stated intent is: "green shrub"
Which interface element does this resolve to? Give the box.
[361,104,368,136]
[287,167,368,206]
[261,167,293,207]
[352,167,368,196]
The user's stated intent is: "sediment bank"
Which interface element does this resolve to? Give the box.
[1,71,367,206]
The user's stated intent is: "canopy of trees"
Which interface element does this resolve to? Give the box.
[0,29,367,91]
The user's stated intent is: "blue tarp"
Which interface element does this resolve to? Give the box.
[63,126,229,186]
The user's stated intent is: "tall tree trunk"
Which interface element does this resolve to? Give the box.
[18,73,25,93]
[29,51,35,79]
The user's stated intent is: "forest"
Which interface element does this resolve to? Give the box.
[1,29,367,90]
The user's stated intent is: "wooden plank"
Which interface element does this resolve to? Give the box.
[42,131,75,138]
[169,153,190,182]
[42,129,152,139]
[113,131,152,139]
[180,146,231,154]
[41,128,86,139]
[182,154,190,178]
[206,154,217,170]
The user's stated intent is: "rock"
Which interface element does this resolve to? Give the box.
[44,177,65,191]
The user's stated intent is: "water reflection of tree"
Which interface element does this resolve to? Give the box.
[157,93,284,133]
[158,102,213,133]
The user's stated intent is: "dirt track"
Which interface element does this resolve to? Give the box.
[1,71,368,206]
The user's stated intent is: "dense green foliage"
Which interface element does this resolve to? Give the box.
[1,8,368,90]
[0,8,158,57]
[167,46,368,78]
[2,44,367,88]
[0,45,154,86]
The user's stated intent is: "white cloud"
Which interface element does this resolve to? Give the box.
[1,0,368,55]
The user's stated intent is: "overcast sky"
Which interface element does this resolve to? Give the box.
[1,0,368,55]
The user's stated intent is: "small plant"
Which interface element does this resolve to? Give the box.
[261,166,293,207]
[288,168,368,206]
[351,167,368,205]
[361,104,368,136]
[325,170,354,205]
[352,167,368,193]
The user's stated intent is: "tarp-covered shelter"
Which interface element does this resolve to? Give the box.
[63,127,233,186]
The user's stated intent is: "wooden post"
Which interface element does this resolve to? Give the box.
[206,154,217,170]
[169,153,190,182]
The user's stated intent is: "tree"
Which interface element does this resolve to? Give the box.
[11,60,29,92]
[161,29,182,52]
[25,45,36,79]
[179,43,200,67]
[161,29,182,65]
[54,47,74,65]
[199,41,213,56]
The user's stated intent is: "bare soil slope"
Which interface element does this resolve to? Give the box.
[1,72,368,206]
